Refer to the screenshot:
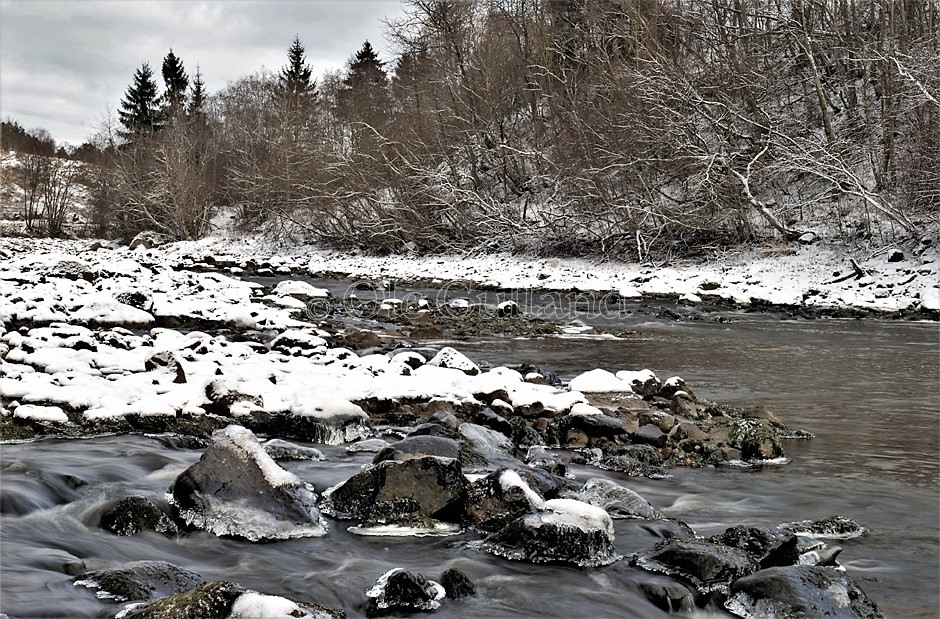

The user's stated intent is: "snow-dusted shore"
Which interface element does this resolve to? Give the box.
[2,234,937,317]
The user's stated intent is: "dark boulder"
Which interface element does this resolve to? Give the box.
[373,435,461,463]
[464,468,546,532]
[479,498,619,567]
[262,438,324,461]
[119,580,345,619]
[728,419,784,461]
[100,496,178,537]
[440,568,476,599]
[366,569,445,616]
[168,425,327,541]
[75,561,203,602]
[325,456,466,523]
[726,565,884,619]
[631,538,758,594]
[571,477,663,520]
[638,576,697,613]
[712,525,800,569]
[571,413,628,438]
[778,515,868,539]
[474,408,514,438]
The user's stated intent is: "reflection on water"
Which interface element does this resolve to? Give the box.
[1,316,938,618]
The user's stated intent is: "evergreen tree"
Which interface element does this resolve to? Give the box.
[162,49,189,115]
[118,63,162,138]
[338,40,390,137]
[344,40,387,91]
[277,35,317,111]
[189,65,207,118]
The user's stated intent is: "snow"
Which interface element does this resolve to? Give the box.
[221,425,301,488]
[498,469,545,508]
[570,402,604,416]
[568,369,633,393]
[229,591,329,619]
[347,522,462,537]
[273,280,329,299]
[13,404,68,423]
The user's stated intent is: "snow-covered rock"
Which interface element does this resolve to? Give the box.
[479,498,619,567]
[167,425,328,541]
[569,369,633,393]
[273,280,329,300]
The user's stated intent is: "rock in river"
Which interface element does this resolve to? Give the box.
[365,568,446,616]
[324,455,466,523]
[725,565,884,619]
[75,560,203,603]
[478,498,619,567]
[100,496,178,537]
[631,538,758,594]
[167,425,328,541]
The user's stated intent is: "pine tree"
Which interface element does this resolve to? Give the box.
[345,40,387,91]
[162,49,189,115]
[118,63,162,138]
[277,35,317,111]
[189,65,207,118]
[339,40,390,135]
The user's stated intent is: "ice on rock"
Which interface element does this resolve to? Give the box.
[167,425,328,541]
[478,498,619,567]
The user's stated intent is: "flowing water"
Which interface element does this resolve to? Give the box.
[1,289,938,618]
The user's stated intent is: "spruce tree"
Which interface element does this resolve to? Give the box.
[189,65,207,118]
[118,62,162,138]
[162,49,189,116]
[345,40,387,91]
[277,35,317,111]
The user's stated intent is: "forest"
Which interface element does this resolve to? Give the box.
[9,0,940,260]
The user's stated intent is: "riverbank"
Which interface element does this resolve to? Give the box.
[3,233,936,322]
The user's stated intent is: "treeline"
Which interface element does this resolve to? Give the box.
[89,0,938,258]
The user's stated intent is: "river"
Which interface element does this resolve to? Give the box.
[1,286,937,618]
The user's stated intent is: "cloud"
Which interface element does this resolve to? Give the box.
[0,0,406,145]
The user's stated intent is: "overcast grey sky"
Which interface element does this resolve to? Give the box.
[0,0,407,146]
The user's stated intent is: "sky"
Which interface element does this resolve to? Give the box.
[0,0,407,146]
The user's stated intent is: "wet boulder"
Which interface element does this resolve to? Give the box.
[571,477,663,520]
[100,496,178,537]
[712,526,800,569]
[778,514,868,539]
[570,411,629,438]
[631,538,758,594]
[479,498,619,567]
[75,561,203,603]
[262,438,324,461]
[725,565,884,619]
[373,435,461,463]
[324,455,466,523]
[366,569,446,617]
[119,580,345,619]
[464,468,546,532]
[598,445,667,478]
[458,422,516,470]
[168,425,328,541]
[670,391,699,420]
[440,568,475,599]
[728,419,784,461]
[474,408,514,438]
[638,576,697,613]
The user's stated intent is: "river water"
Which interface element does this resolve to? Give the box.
[1,288,937,618]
